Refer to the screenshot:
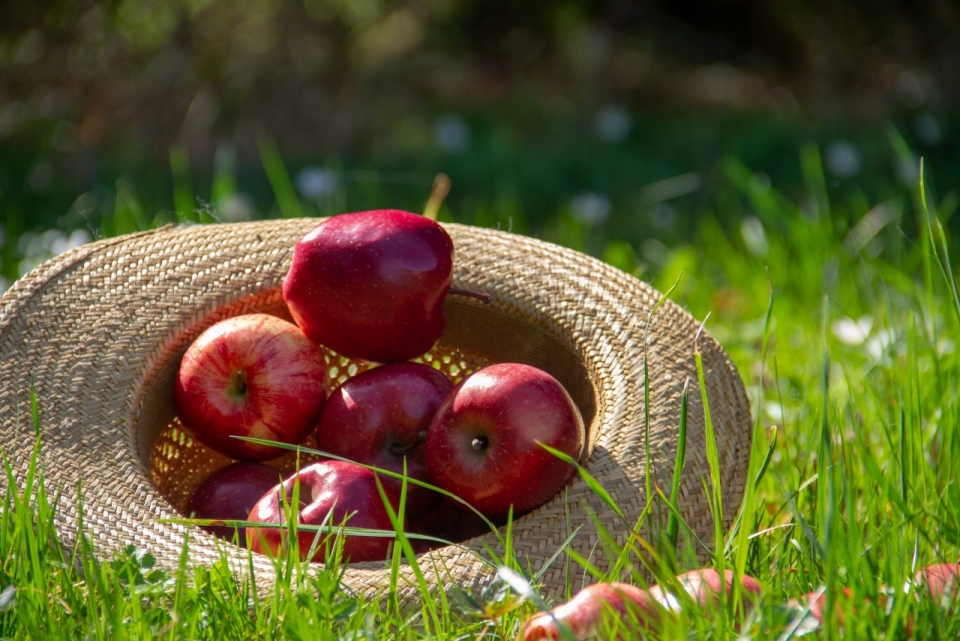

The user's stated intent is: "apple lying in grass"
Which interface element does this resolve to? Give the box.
[175,314,328,460]
[283,210,455,363]
[786,566,959,634]
[648,569,763,615]
[185,462,283,546]
[315,362,451,518]
[246,461,401,564]
[519,582,661,641]
[789,587,858,630]
[915,563,960,602]
[425,363,584,519]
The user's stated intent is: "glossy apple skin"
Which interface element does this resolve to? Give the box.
[519,582,661,640]
[648,569,762,622]
[315,362,451,518]
[425,363,585,519]
[175,314,328,460]
[282,210,454,363]
[185,462,284,546]
[246,461,401,564]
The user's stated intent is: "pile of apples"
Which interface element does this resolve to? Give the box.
[519,569,764,640]
[175,210,586,563]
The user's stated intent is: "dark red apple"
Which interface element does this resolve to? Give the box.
[315,362,451,518]
[175,313,328,460]
[246,460,401,564]
[185,462,283,546]
[519,582,661,640]
[407,499,495,554]
[282,210,454,363]
[424,363,585,519]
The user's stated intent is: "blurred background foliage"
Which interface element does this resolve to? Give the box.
[0,0,957,291]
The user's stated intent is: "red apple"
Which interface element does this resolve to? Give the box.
[915,563,960,602]
[282,210,454,363]
[174,314,328,460]
[648,569,763,615]
[246,461,401,563]
[425,363,584,519]
[185,462,283,546]
[789,587,858,628]
[407,499,495,554]
[315,362,451,518]
[519,582,661,640]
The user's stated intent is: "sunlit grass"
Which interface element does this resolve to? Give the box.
[2,138,960,638]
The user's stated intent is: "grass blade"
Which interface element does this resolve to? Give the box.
[694,313,727,616]
[169,144,195,221]
[373,473,442,634]
[730,270,775,582]
[653,486,717,564]
[644,275,682,513]
[694,318,723,547]
[257,130,303,219]
[532,525,584,583]
[537,441,625,523]
[665,377,689,560]
[919,157,960,328]
[232,436,505,547]
[816,294,834,546]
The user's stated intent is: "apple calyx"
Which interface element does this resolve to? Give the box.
[175,314,328,461]
[388,430,428,458]
[226,370,248,400]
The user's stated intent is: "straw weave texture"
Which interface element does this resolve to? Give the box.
[0,219,752,602]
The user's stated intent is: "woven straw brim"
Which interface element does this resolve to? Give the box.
[0,220,752,602]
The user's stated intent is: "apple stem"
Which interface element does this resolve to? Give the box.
[448,288,493,304]
[471,436,488,452]
[227,370,248,399]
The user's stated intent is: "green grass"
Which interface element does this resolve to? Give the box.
[3,137,960,638]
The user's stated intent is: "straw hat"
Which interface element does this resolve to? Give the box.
[0,219,751,601]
